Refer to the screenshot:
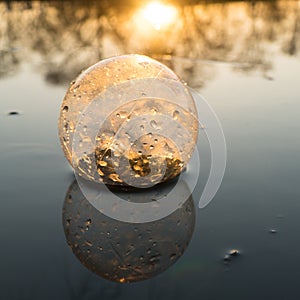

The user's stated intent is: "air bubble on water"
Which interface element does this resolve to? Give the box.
[223,254,230,262]
[229,249,240,256]
[223,249,240,264]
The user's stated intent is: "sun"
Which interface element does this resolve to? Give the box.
[140,1,178,30]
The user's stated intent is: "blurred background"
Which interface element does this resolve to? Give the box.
[1,0,300,86]
[0,0,300,299]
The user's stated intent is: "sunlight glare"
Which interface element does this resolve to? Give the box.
[140,2,178,30]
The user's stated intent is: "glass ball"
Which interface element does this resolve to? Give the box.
[58,54,198,187]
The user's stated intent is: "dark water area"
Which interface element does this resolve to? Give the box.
[0,1,300,299]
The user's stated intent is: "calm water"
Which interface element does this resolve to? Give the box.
[0,1,300,299]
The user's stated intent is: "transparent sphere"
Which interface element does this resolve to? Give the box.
[58,54,198,187]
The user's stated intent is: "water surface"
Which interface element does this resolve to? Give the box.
[0,1,300,299]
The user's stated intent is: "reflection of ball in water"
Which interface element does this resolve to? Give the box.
[58,54,198,187]
[63,180,195,283]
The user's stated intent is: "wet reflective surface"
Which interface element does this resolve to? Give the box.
[1,1,300,299]
[63,179,195,283]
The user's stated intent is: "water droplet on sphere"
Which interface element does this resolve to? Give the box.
[150,120,158,129]
[173,110,180,120]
